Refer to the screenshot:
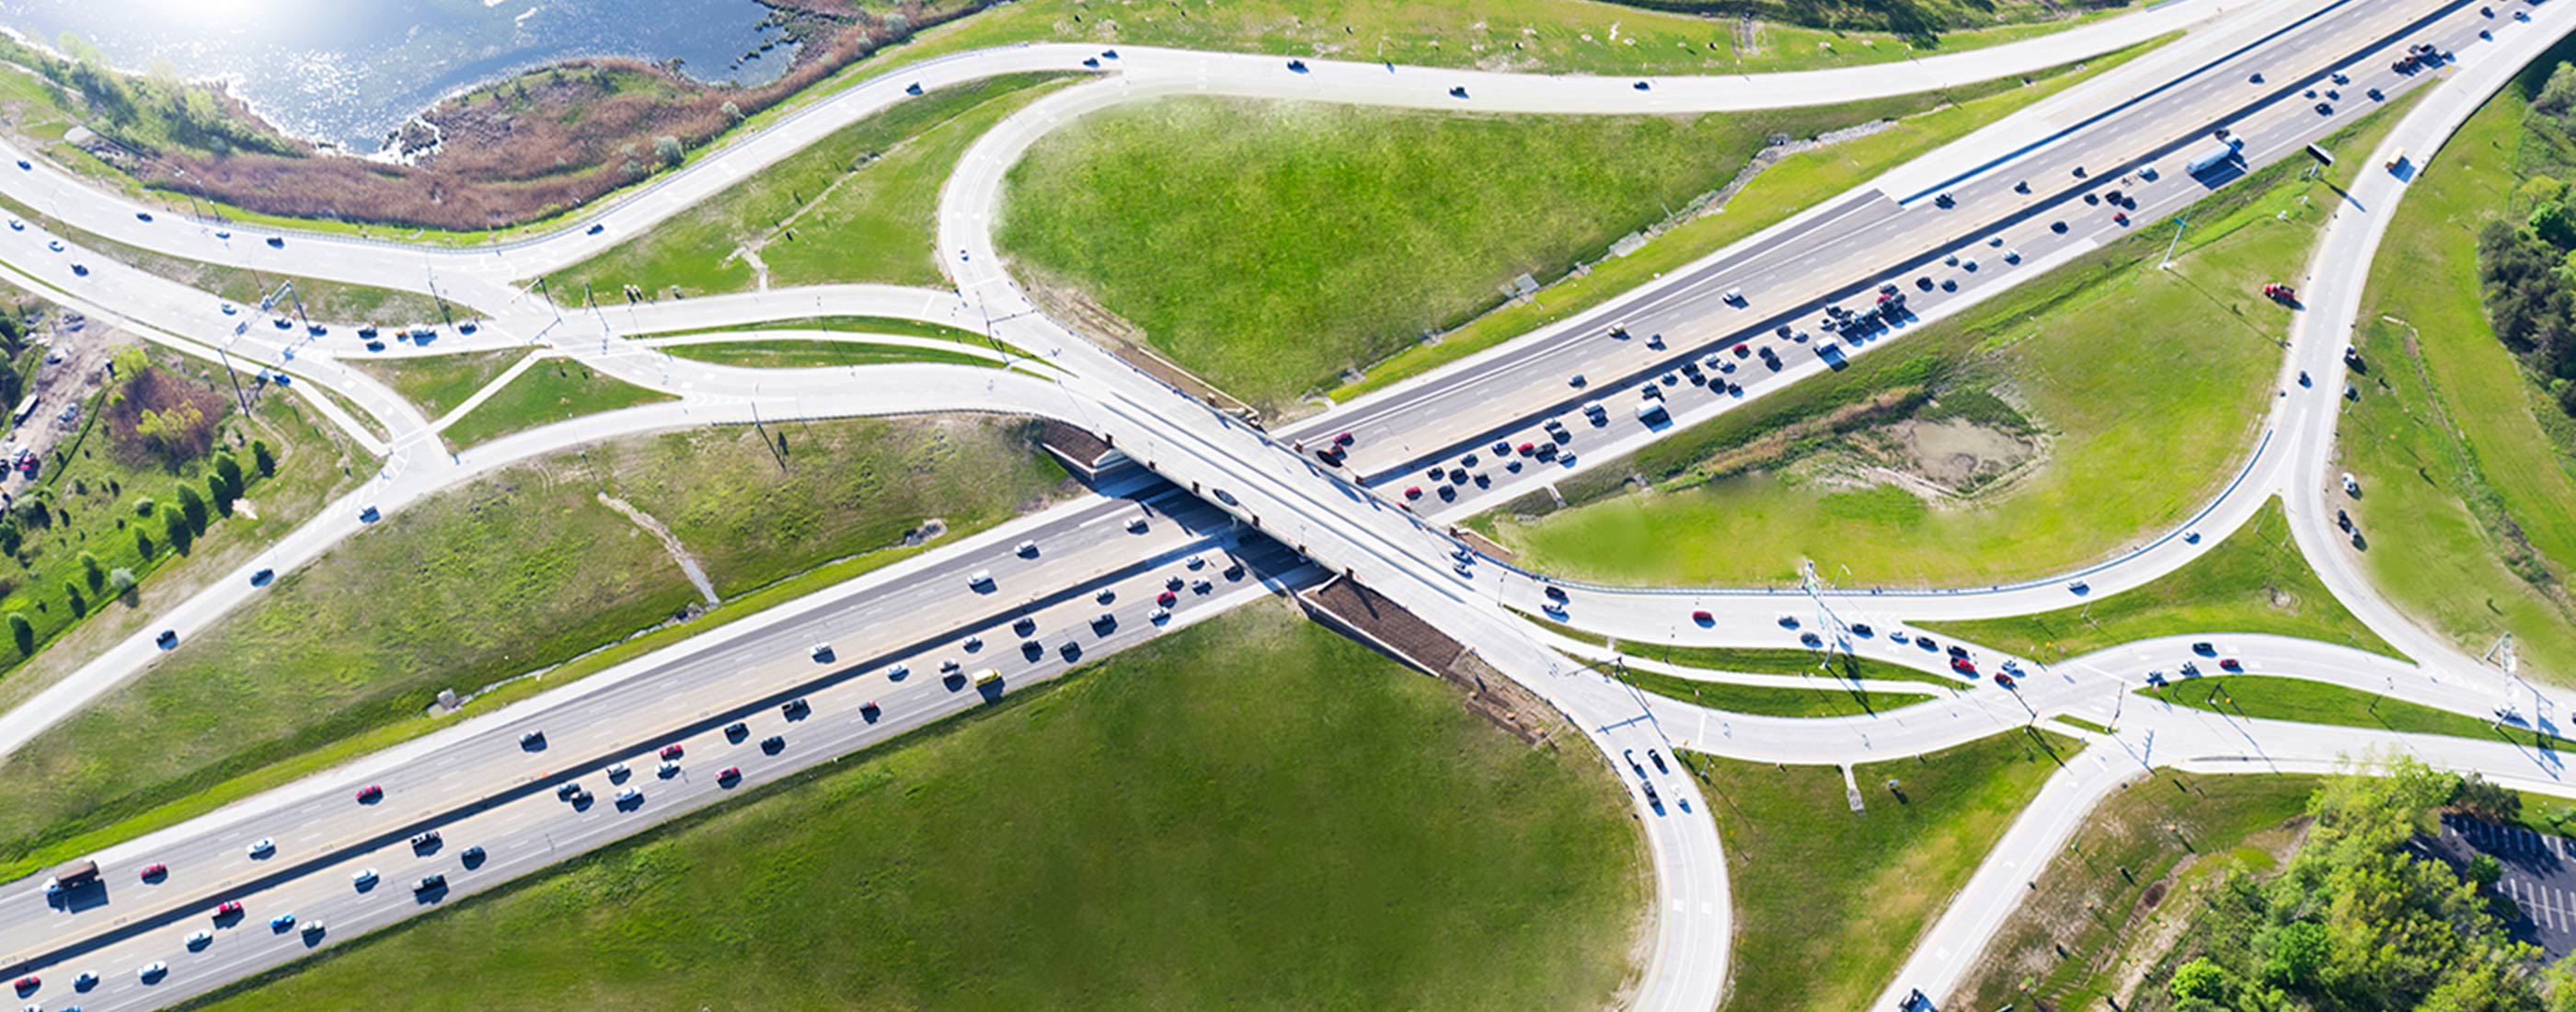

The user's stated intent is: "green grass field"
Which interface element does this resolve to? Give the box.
[438,358,676,449]
[1334,42,2164,401]
[1921,500,2398,662]
[631,314,991,342]
[658,339,995,370]
[999,81,2112,411]
[0,415,1069,880]
[1949,773,2317,1011]
[2141,675,2576,752]
[1685,728,2078,1012]
[554,74,1069,297]
[1616,664,1934,716]
[350,350,527,420]
[2338,52,2576,684]
[192,603,1644,1012]
[1529,615,1968,687]
[1480,98,2417,589]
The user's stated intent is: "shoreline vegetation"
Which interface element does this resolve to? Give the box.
[0,0,2132,236]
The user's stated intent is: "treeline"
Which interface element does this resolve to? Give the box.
[0,33,297,161]
[2145,757,2576,1012]
[2479,63,2576,419]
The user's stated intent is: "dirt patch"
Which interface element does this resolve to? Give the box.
[1018,262,1259,420]
[1894,416,2037,489]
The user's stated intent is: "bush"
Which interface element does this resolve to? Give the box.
[212,452,245,500]
[174,483,207,534]
[76,550,102,592]
[108,568,136,595]
[132,495,155,516]
[161,508,191,555]
[250,440,274,477]
[6,612,31,656]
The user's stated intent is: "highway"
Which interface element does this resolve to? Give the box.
[1,0,2572,1009]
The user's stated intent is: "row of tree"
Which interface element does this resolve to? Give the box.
[2479,63,2576,418]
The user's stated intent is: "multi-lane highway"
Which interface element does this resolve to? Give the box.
[3,0,2573,1009]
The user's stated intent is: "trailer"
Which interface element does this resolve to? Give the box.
[2187,137,2246,177]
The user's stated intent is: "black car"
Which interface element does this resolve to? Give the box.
[414,873,446,894]
[761,735,787,753]
[724,721,750,742]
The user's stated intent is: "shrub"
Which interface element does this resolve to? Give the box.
[175,483,207,534]
[132,495,155,516]
[250,439,274,477]
[6,611,31,656]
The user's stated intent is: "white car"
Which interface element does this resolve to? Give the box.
[184,930,211,949]
[351,868,377,889]
[140,960,167,980]
[247,837,274,857]
[810,642,833,663]
[2340,472,2361,495]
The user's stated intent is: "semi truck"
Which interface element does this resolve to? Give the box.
[2187,137,2246,178]
[44,857,98,894]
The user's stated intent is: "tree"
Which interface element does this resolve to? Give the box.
[108,567,135,596]
[213,452,244,500]
[652,134,683,166]
[2172,958,2233,1004]
[77,549,102,592]
[2538,62,2576,121]
[6,611,32,655]
[2533,201,2576,249]
[206,475,231,517]
[2261,920,2334,987]
[161,506,190,554]
[63,581,83,618]
[2455,773,2523,822]
[721,99,743,122]
[174,482,206,534]
[2471,853,2505,889]
[250,439,274,477]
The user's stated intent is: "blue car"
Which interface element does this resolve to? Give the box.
[270,913,295,932]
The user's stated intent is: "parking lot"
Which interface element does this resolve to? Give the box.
[2425,814,2576,958]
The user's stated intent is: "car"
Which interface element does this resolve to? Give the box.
[719,765,742,785]
[1287,58,1308,72]
[810,642,834,663]
[301,918,326,937]
[185,930,212,949]
[414,873,446,893]
[141,960,167,980]
[2181,661,2202,676]
[462,845,486,866]
[2331,71,2350,84]
[270,913,296,932]
[783,697,811,718]
[968,569,995,589]
[2112,211,2129,225]
[2367,86,2384,101]
[72,972,95,990]
[1691,610,1713,625]
[2003,248,2022,264]
[616,787,643,807]
[140,862,167,880]
[1126,516,1150,534]
[135,211,152,223]
[585,223,604,236]
[1402,485,1422,500]
[2191,641,2215,655]
[12,977,33,995]
[660,743,684,761]
[215,901,242,918]
[155,628,178,649]
[1800,631,1823,648]
[2315,101,2332,114]
[249,567,274,587]
[43,239,59,252]
[1994,672,2018,689]
[2050,220,2069,234]
[265,236,284,247]
[761,735,787,753]
[519,730,546,749]
[2219,658,2243,672]
[355,784,382,803]
[247,837,274,857]
[1951,656,1976,674]
[607,762,632,781]
[1567,374,1586,388]
[1449,86,1468,98]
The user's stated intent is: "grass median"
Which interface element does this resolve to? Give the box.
[2338,40,2576,683]
[437,358,675,450]
[1615,664,1935,717]
[998,68,2127,412]
[2138,674,2576,752]
[350,350,527,421]
[657,339,996,370]
[1920,499,2398,662]
[0,415,1072,881]
[1684,727,2078,1012]
[189,603,1646,1012]
[1478,93,2420,589]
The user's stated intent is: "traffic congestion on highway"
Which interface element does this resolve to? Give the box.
[0,0,2570,1008]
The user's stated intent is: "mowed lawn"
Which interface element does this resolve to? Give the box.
[2340,58,2576,682]
[554,74,1069,297]
[1923,499,2398,661]
[1685,729,2077,1012]
[2139,674,2576,752]
[350,349,526,420]
[0,417,1069,878]
[1481,99,2416,588]
[439,358,675,450]
[1000,90,2045,409]
[195,604,1646,1012]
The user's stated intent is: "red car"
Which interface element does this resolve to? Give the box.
[1950,656,1976,674]
[1334,431,1354,446]
[15,974,39,993]
[1403,486,1423,500]
[1156,591,1178,607]
[1691,610,1713,624]
[659,744,684,761]
[2113,211,2130,225]
[1519,443,1537,455]
[216,901,243,918]
[355,784,383,803]
[1994,672,2018,689]
[718,766,742,784]
[140,863,167,880]
[2219,658,2242,672]
[860,700,880,716]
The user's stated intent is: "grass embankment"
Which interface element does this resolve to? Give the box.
[1616,664,1934,717]
[1685,728,2079,1012]
[2142,675,2576,752]
[999,77,2108,411]
[1950,773,2317,1012]
[1529,614,1965,687]
[349,350,527,420]
[554,74,1070,297]
[1335,41,2164,401]
[1921,500,2399,661]
[659,340,995,369]
[0,416,1070,881]
[437,358,675,449]
[2340,44,2576,683]
[903,0,2122,80]
[190,604,1645,1012]
[1479,94,2421,588]
[0,346,357,690]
